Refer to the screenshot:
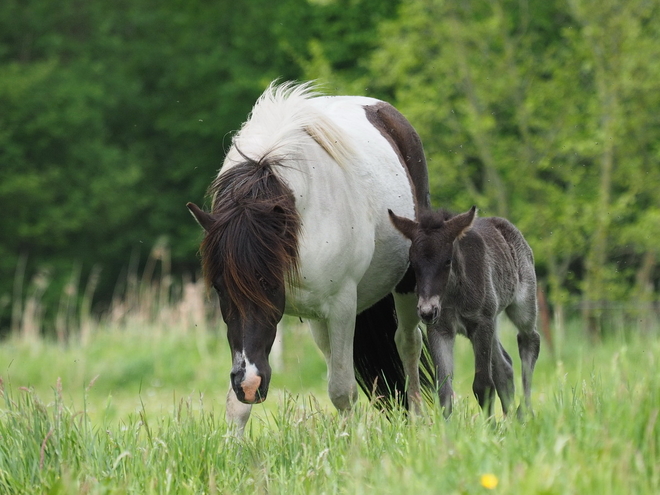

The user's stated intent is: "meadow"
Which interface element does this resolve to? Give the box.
[1,304,659,494]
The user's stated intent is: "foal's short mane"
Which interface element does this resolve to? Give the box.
[201,155,301,319]
[418,208,455,230]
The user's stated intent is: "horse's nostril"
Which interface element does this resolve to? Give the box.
[230,369,245,390]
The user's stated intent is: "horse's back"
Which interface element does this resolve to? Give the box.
[274,95,422,315]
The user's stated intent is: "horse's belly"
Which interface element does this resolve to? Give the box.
[354,229,411,312]
[286,220,411,316]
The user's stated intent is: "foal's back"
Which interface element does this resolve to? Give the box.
[466,216,536,315]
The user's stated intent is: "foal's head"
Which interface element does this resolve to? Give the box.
[389,206,476,325]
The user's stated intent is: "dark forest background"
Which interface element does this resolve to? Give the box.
[2,0,659,338]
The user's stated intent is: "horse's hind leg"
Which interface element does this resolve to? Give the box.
[517,330,540,415]
[491,337,515,416]
[469,322,497,417]
[506,300,541,416]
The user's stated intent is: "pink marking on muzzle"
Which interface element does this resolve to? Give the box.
[241,373,262,403]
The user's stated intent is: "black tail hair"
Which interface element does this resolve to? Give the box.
[353,293,435,410]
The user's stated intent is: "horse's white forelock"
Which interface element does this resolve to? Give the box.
[228,80,355,169]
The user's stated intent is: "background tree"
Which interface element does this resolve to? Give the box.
[2,0,659,338]
[300,0,660,337]
[0,0,401,334]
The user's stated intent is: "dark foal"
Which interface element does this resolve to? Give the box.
[389,206,541,418]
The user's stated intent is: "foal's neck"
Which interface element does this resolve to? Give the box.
[447,241,467,290]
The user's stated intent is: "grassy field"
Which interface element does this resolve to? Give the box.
[1,316,659,494]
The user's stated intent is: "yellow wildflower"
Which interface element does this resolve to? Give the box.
[480,473,499,489]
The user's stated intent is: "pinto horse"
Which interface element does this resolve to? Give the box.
[187,82,433,431]
[389,206,541,418]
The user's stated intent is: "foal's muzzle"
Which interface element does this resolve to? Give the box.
[417,297,440,325]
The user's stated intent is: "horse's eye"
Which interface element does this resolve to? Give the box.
[444,258,452,267]
[258,277,273,293]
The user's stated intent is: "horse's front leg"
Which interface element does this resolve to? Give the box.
[324,289,359,412]
[225,383,252,435]
[427,322,456,418]
[393,291,423,413]
[469,321,497,417]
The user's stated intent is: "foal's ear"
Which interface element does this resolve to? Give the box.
[187,202,215,233]
[449,205,477,240]
[388,209,418,240]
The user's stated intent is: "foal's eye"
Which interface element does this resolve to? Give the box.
[444,258,452,267]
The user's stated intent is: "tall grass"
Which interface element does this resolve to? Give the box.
[1,248,659,493]
[1,330,659,494]
[7,242,220,344]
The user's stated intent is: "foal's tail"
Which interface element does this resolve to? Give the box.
[353,294,435,411]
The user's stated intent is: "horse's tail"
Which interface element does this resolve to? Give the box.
[353,294,435,410]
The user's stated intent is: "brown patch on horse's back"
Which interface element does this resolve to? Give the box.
[363,102,430,213]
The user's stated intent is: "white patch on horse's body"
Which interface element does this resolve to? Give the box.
[292,99,414,315]
[223,89,416,319]
[223,82,357,171]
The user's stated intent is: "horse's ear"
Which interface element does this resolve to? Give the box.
[272,205,289,237]
[449,205,477,240]
[388,209,418,240]
[187,202,215,232]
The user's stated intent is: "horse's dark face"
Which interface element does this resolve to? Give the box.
[188,167,300,406]
[213,274,285,404]
[389,207,476,325]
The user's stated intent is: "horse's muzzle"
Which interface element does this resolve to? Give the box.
[231,368,268,404]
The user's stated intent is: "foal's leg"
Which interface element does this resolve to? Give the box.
[506,300,541,416]
[427,323,456,418]
[393,291,423,412]
[469,322,497,417]
[491,337,515,416]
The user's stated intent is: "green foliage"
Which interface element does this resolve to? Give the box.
[0,0,310,330]
[1,321,659,493]
[315,0,660,328]
[2,0,660,336]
